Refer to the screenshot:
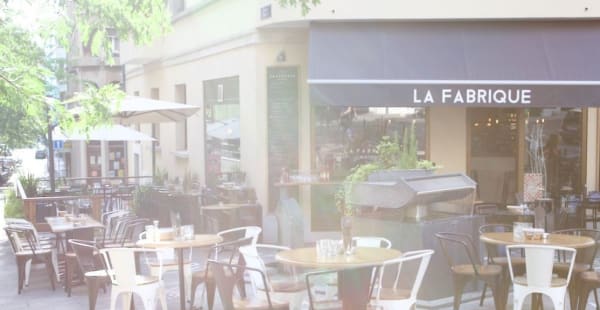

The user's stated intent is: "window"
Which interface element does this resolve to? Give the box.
[175,84,187,150]
[150,88,160,145]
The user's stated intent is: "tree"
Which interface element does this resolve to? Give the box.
[0,0,171,147]
[278,0,321,15]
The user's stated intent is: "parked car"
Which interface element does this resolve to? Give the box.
[35,149,47,159]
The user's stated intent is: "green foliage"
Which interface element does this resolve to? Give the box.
[153,167,168,186]
[398,123,418,169]
[18,173,39,198]
[278,0,321,15]
[0,0,170,147]
[375,136,400,169]
[133,184,152,214]
[4,188,24,219]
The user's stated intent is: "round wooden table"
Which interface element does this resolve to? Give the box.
[480,232,594,249]
[137,234,222,310]
[276,247,402,310]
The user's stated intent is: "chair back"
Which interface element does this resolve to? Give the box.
[239,245,271,291]
[353,236,392,249]
[435,232,482,274]
[374,249,434,304]
[507,245,576,288]
[69,239,104,274]
[217,226,262,245]
[554,228,600,265]
[101,248,160,288]
[5,226,39,254]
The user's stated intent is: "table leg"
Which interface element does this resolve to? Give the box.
[178,248,186,310]
[338,267,373,310]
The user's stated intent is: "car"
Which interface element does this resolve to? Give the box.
[35,150,47,159]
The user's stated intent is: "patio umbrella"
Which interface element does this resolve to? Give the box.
[206,118,240,140]
[53,124,156,141]
[113,96,201,125]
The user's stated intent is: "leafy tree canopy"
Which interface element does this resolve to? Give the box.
[0,0,170,147]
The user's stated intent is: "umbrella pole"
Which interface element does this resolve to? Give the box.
[152,140,156,182]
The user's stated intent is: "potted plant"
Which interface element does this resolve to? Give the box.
[19,173,39,198]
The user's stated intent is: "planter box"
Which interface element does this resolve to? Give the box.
[367,169,435,182]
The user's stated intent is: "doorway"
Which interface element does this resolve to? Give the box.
[468,108,519,205]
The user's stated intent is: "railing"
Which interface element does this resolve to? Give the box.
[16,178,103,232]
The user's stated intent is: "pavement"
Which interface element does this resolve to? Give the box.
[0,188,596,309]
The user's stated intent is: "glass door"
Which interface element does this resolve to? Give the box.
[468,108,519,205]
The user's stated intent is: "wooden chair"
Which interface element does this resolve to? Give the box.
[478,224,525,306]
[69,239,110,310]
[435,232,504,310]
[553,228,600,310]
[208,260,289,310]
[189,236,254,310]
[4,226,56,294]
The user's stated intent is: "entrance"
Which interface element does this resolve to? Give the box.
[468,108,519,205]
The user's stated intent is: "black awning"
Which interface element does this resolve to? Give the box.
[308,21,600,107]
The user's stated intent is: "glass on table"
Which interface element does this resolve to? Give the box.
[317,239,342,258]
[513,222,533,241]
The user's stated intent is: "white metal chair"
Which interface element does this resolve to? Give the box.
[507,244,576,310]
[353,236,392,249]
[100,247,168,310]
[139,231,193,299]
[239,244,306,310]
[370,249,434,310]
[217,226,262,245]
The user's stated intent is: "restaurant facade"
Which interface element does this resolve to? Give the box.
[121,0,600,241]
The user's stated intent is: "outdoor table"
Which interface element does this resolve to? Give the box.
[276,246,402,310]
[137,234,222,310]
[480,232,594,309]
[46,215,104,253]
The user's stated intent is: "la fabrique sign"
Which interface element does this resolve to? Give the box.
[413,88,532,105]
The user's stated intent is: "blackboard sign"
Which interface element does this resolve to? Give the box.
[267,67,299,210]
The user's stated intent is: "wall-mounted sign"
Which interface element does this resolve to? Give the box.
[260,4,272,20]
[413,88,532,105]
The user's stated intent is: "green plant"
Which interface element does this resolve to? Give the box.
[375,136,400,169]
[153,167,168,186]
[398,123,418,169]
[133,185,152,214]
[4,188,24,218]
[18,173,39,197]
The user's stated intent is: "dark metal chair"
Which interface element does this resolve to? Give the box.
[4,226,56,293]
[435,232,504,310]
[554,228,600,310]
[69,239,110,310]
[208,260,289,310]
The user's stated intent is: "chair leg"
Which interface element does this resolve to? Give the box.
[86,277,101,310]
[479,283,487,306]
[159,286,168,310]
[25,259,31,287]
[579,285,593,310]
[45,255,56,291]
[452,275,468,310]
[206,278,216,310]
[121,292,133,310]
[16,257,27,294]
[485,277,505,310]
[594,288,599,309]
[567,276,579,310]
[189,278,199,307]
[65,257,73,296]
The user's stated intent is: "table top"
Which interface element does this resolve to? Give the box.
[480,232,595,249]
[201,203,253,210]
[45,215,104,233]
[276,247,402,269]
[137,234,222,249]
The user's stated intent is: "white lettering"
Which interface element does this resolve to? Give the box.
[413,89,422,103]
[466,89,476,103]
[442,89,452,103]
[453,90,464,104]
[521,89,531,104]
[493,90,507,104]
[424,90,434,104]
[477,89,487,103]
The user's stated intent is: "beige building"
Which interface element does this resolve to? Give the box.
[121,0,600,241]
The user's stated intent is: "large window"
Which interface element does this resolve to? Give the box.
[312,106,427,231]
[525,108,583,198]
[204,76,240,187]
[314,106,427,180]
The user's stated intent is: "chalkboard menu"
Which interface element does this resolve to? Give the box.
[267,67,299,209]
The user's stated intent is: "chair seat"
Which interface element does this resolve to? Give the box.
[113,275,159,286]
[451,264,502,276]
[514,276,567,287]
[15,248,53,257]
[270,279,306,293]
[491,256,526,266]
[84,270,110,278]
[376,287,411,300]
[580,271,600,284]
[307,300,342,310]
[554,262,591,274]
[233,296,289,310]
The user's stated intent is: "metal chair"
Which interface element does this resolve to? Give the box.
[352,236,392,249]
[370,249,434,310]
[208,260,289,310]
[4,226,56,293]
[69,239,110,310]
[553,228,600,310]
[507,244,576,310]
[435,232,504,310]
